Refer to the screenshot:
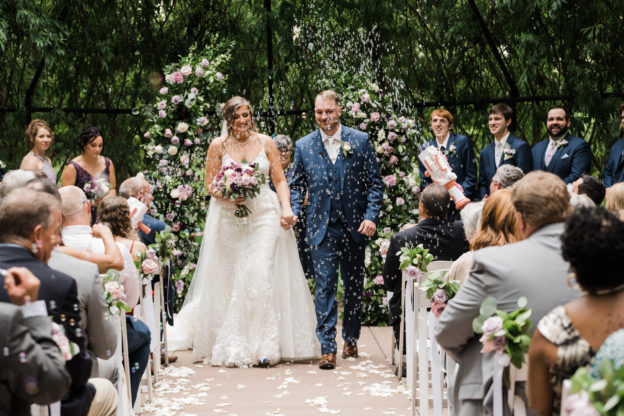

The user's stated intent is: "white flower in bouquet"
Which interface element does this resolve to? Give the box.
[375,145,384,154]
[159,87,168,95]
[355,110,367,119]
[154,145,163,154]
[377,129,386,141]
[164,128,173,138]
[176,122,189,133]
[168,146,178,156]
[170,189,180,199]
[180,65,192,76]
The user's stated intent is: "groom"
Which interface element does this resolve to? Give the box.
[291,90,384,369]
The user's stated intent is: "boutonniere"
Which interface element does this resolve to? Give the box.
[340,140,354,158]
[503,143,516,160]
[557,139,568,150]
[443,143,457,156]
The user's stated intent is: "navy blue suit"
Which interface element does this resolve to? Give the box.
[603,138,624,187]
[477,134,533,199]
[418,134,478,199]
[532,134,591,184]
[138,213,166,246]
[290,126,383,354]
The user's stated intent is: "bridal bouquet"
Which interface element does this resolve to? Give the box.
[211,161,266,219]
[472,296,532,369]
[83,177,111,202]
[420,273,461,317]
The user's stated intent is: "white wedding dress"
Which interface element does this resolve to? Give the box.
[167,146,320,366]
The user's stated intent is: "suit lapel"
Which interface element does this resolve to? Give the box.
[312,130,331,186]
[548,134,569,172]
[617,140,624,169]
[339,128,349,190]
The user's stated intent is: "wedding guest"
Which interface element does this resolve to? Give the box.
[0,267,71,415]
[528,207,624,416]
[418,109,478,200]
[569,193,595,209]
[20,119,57,183]
[570,174,605,206]
[602,103,624,187]
[59,186,148,405]
[0,188,117,416]
[272,134,314,280]
[489,164,524,195]
[435,171,579,416]
[119,176,164,246]
[477,104,532,199]
[532,106,591,184]
[61,126,117,224]
[98,196,147,261]
[0,169,35,198]
[383,184,468,346]
[605,182,624,211]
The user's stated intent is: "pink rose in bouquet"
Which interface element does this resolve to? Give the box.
[373,275,384,285]
[51,322,75,361]
[180,65,192,76]
[104,281,124,301]
[405,265,419,278]
[430,300,447,318]
[211,161,266,219]
[370,112,381,122]
[83,177,111,202]
[170,71,184,84]
[141,258,159,275]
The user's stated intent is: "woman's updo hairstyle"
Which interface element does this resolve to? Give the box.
[78,126,103,151]
[561,206,624,292]
[221,96,258,137]
[25,119,54,148]
[97,196,132,238]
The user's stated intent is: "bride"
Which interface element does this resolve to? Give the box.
[168,96,320,366]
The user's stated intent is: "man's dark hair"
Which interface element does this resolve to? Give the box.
[577,174,606,206]
[547,105,570,122]
[489,103,513,121]
[78,126,103,151]
[561,206,624,292]
[420,183,451,219]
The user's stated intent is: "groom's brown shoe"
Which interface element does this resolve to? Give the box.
[319,353,336,370]
[342,342,358,359]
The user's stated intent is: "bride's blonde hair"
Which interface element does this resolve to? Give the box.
[222,96,259,137]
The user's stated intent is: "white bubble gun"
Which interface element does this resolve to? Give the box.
[418,146,470,210]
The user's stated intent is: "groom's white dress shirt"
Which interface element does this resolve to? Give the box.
[321,125,343,164]
[62,225,140,309]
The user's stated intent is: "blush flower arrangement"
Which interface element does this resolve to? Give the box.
[420,272,461,318]
[211,161,266,219]
[83,177,111,202]
[102,269,130,316]
[565,359,624,416]
[472,296,532,370]
[398,243,435,278]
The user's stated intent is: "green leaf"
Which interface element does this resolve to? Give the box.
[480,297,497,317]
[517,297,528,308]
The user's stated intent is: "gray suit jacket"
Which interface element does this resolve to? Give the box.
[434,223,579,416]
[48,250,118,376]
[0,303,71,415]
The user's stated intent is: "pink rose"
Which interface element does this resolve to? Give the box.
[171,136,179,144]
[360,93,370,103]
[383,227,391,234]
[166,212,175,221]
[388,132,398,142]
[171,71,184,83]
[216,72,223,80]
[412,186,420,195]
[184,139,193,147]
[171,95,181,104]
[370,112,381,122]
[158,110,166,118]
[180,65,192,76]
[180,154,190,166]
[480,334,506,353]
[159,87,168,95]
[157,100,166,110]
[186,169,194,176]
[194,137,201,145]
[482,316,503,334]
[195,67,203,76]
[191,87,199,95]
[359,122,368,130]
[173,248,183,257]
[389,155,399,165]
[395,197,405,206]
[383,175,397,187]
[197,116,208,126]
[387,120,397,129]
[351,102,361,113]
[201,58,210,67]
[405,266,419,278]
[250,177,258,186]
[433,288,448,303]
[141,258,159,275]
[373,275,384,285]
[431,301,447,318]
[379,240,390,256]
[400,136,407,143]
[398,171,406,178]
[143,132,151,139]
[175,279,185,295]
[104,281,124,301]
[164,128,173,138]
[172,223,180,232]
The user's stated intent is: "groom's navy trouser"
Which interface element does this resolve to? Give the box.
[311,220,366,355]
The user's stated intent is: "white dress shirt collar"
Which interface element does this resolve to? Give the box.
[436,133,450,149]
[495,132,510,148]
[320,124,342,144]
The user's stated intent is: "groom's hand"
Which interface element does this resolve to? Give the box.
[358,220,376,237]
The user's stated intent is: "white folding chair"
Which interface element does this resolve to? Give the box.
[408,261,453,416]
[153,259,171,370]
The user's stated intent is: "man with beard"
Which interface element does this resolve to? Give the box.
[532,106,591,184]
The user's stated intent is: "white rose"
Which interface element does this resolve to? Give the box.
[154,145,163,154]
[176,122,189,133]
[375,145,384,154]
[170,189,180,199]
[343,142,352,151]
[377,129,386,140]
[355,110,367,119]
[168,146,178,156]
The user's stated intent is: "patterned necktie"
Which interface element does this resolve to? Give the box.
[545,141,558,167]
[495,142,503,167]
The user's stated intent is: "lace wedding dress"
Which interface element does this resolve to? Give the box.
[167,146,320,366]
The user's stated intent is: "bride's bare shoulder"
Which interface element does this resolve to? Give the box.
[209,136,227,149]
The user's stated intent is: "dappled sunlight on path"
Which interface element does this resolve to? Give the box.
[140,326,412,415]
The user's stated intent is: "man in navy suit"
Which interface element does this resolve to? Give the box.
[477,104,532,199]
[291,90,384,370]
[603,103,624,187]
[532,106,591,184]
[418,109,478,200]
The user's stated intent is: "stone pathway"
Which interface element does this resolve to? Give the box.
[139,326,413,415]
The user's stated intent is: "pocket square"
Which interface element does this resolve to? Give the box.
[561,154,569,159]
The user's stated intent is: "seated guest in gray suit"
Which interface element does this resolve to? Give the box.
[0,267,70,415]
[602,103,624,187]
[435,171,579,416]
[532,106,591,184]
[489,165,524,196]
[383,183,469,346]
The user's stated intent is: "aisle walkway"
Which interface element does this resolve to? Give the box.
[140,326,411,415]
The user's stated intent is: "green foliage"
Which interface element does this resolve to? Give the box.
[420,273,461,300]
[570,359,624,415]
[399,243,435,272]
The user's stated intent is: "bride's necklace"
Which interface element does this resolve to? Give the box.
[232,133,252,147]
